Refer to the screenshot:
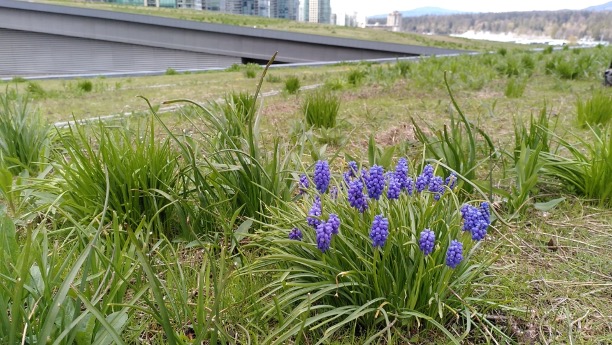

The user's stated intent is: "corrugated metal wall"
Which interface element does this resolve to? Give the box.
[0,28,241,77]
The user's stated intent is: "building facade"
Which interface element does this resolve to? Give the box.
[303,0,329,24]
[270,0,298,20]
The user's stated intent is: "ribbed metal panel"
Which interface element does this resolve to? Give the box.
[0,28,241,77]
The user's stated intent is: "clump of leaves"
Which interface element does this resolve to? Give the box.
[302,90,340,129]
[284,76,301,94]
[576,90,612,127]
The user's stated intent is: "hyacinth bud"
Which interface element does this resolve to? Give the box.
[330,186,338,200]
[416,164,434,192]
[298,174,309,195]
[307,196,322,228]
[315,221,334,252]
[386,174,401,200]
[395,158,409,190]
[328,213,341,235]
[348,179,368,213]
[418,228,435,255]
[288,228,303,241]
[313,160,330,194]
[370,214,389,248]
[348,161,358,177]
[365,165,385,200]
[446,240,463,268]
[428,176,445,201]
[445,173,458,189]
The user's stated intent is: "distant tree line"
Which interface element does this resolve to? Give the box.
[377,11,612,42]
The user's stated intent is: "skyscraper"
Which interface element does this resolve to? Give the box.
[270,0,298,20]
[303,0,329,23]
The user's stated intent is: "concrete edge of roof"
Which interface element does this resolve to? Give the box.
[0,0,469,55]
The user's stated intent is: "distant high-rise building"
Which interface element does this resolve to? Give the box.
[387,11,402,31]
[303,0,329,23]
[270,0,298,20]
[202,0,225,11]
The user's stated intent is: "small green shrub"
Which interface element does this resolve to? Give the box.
[347,68,366,86]
[576,90,612,127]
[284,75,301,94]
[302,91,340,129]
[395,59,411,77]
[542,45,554,54]
[504,77,527,98]
[226,63,242,72]
[497,47,508,56]
[26,82,45,98]
[0,92,53,175]
[58,119,182,236]
[265,73,282,83]
[323,78,343,90]
[165,67,178,75]
[541,126,612,206]
[244,63,261,79]
[77,80,93,92]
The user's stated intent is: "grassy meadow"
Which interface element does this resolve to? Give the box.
[1,45,611,344]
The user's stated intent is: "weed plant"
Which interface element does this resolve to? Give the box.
[576,90,612,127]
[250,160,508,343]
[26,82,46,98]
[323,78,344,91]
[58,119,182,235]
[165,67,178,75]
[284,75,301,94]
[0,92,53,175]
[347,68,366,86]
[221,90,257,137]
[504,77,527,98]
[302,91,340,129]
[540,126,612,206]
[77,80,93,92]
[244,63,261,79]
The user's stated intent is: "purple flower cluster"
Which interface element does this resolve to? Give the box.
[298,174,309,195]
[418,229,435,255]
[370,214,389,248]
[288,228,303,241]
[446,240,463,268]
[316,221,334,252]
[415,164,434,193]
[460,202,490,241]
[395,158,410,190]
[313,160,330,194]
[328,213,341,235]
[405,177,414,195]
[314,214,342,252]
[343,161,359,185]
[386,174,401,200]
[348,179,368,213]
[428,176,445,200]
[364,165,385,200]
[307,196,322,228]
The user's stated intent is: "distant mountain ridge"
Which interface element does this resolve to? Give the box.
[583,1,612,11]
[368,7,466,19]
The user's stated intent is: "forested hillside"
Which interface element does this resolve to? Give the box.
[398,11,612,41]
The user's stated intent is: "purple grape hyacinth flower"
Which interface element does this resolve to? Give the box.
[405,177,414,196]
[347,179,368,213]
[386,174,401,200]
[370,214,389,248]
[328,213,341,235]
[415,164,434,193]
[330,186,338,200]
[307,196,322,228]
[446,240,463,268]
[288,228,303,241]
[428,176,445,201]
[418,229,435,255]
[348,161,358,177]
[313,160,330,194]
[395,158,409,190]
[298,174,309,195]
[315,221,334,252]
[365,165,385,200]
[460,202,491,241]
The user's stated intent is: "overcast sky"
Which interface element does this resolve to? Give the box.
[330,0,610,16]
